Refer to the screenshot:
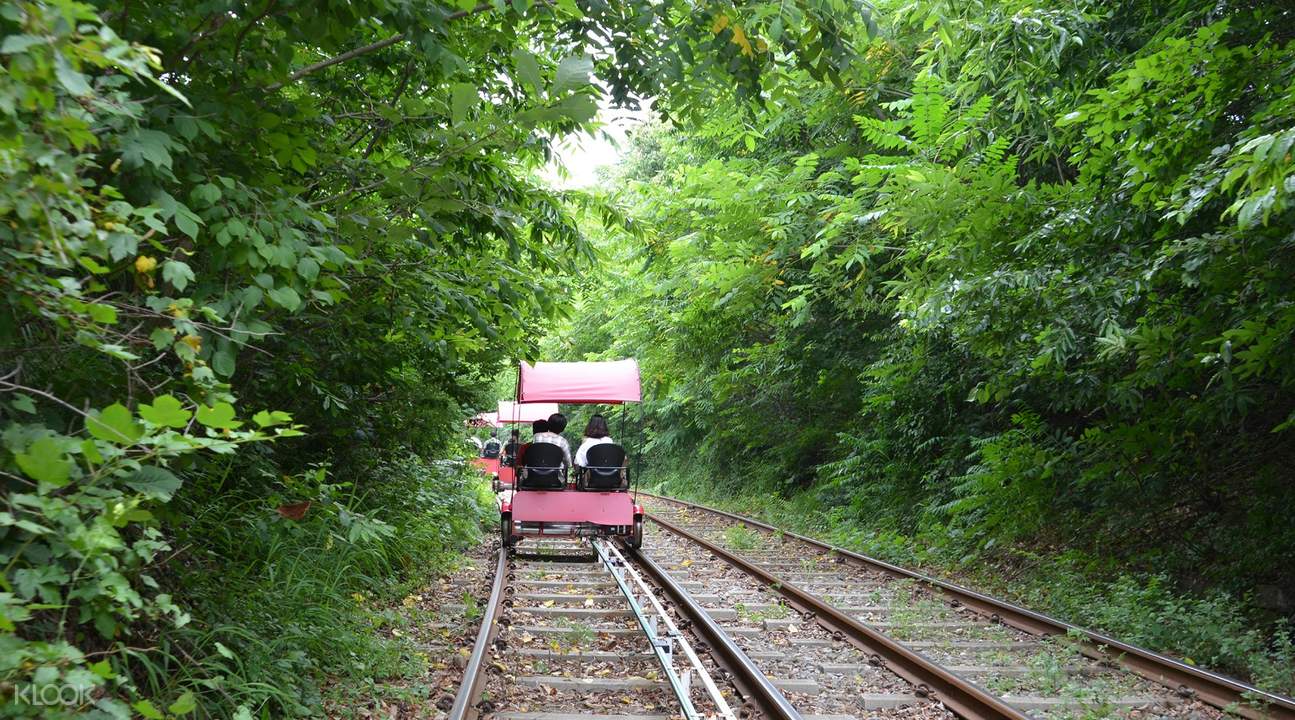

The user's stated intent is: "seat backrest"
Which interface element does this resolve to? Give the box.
[582,443,626,490]
[519,443,566,490]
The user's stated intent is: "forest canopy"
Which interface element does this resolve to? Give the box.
[3,0,1295,715]
[555,0,1295,694]
[0,0,867,715]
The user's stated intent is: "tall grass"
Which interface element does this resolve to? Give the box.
[134,452,494,717]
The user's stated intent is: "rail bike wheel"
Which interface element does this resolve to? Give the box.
[627,516,643,549]
[500,512,514,548]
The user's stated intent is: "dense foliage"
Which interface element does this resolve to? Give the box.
[557,0,1295,691]
[0,0,867,715]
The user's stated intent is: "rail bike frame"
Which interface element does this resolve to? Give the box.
[500,359,645,549]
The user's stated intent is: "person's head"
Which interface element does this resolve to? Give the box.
[509,430,519,440]
[532,419,549,435]
[547,412,568,434]
[490,430,498,438]
[583,414,610,439]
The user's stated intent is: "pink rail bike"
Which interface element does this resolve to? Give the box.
[491,401,558,492]
[498,359,644,549]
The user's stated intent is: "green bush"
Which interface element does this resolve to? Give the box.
[153,454,492,717]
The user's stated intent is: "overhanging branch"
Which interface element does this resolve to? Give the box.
[262,2,495,92]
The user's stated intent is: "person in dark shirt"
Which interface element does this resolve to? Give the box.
[502,429,520,466]
[515,419,548,467]
[480,430,501,459]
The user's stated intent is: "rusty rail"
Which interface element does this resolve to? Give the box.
[447,547,508,720]
[650,512,1030,720]
[645,492,1295,720]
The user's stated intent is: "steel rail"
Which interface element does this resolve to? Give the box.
[649,511,1029,720]
[646,492,1295,720]
[630,545,806,720]
[448,548,509,720]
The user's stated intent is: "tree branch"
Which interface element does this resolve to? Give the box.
[262,2,495,93]
[233,0,279,67]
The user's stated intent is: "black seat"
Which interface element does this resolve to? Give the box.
[580,443,627,491]
[519,443,566,490]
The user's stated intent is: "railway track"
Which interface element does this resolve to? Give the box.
[448,536,972,720]
[446,494,1294,720]
[640,493,1295,720]
[448,537,770,720]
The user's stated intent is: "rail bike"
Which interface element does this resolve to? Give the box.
[491,400,558,492]
[498,359,645,549]
[465,411,502,478]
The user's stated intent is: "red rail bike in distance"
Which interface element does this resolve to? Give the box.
[492,401,559,491]
[499,359,645,549]
[466,411,502,478]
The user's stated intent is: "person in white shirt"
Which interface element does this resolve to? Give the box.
[575,414,615,468]
[532,412,572,469]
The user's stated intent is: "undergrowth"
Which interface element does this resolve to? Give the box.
[154,453,493,717]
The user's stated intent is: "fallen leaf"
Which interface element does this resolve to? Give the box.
[276,500,311,520]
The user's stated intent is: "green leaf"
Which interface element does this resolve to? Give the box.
[553,55,593,95]
[132,700,165,720]
[15,437,72,487]
[89,659,115,679]
[168,691,198,716]
[125,466,183,501]
[54,53,92,96]
[0,34,45,54]
[175,212,200,240]
[82,438,104,464]
[512,49,543,92]
[296,256,320,282]
[554,95,597,124]
[139,394,191,428]
[212,348,236,377]
[10,394,36,414]
[162,261,196,291]
[190,183,222,206]
[196,402,242,429]
[267,286,302,311]
[121,129,174,170]
[87,303,118,324]
[87,403,144,444]
[252,409,292,427]
[79,255,111,274]
[451,83,478,124]
[149,327,177,350]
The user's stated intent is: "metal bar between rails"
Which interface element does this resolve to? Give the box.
[593,538,736,720]
[631,547,805,720]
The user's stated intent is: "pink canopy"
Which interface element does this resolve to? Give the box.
[496,401,560,423]
[517,359,641,404]
[466,411,500,427]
